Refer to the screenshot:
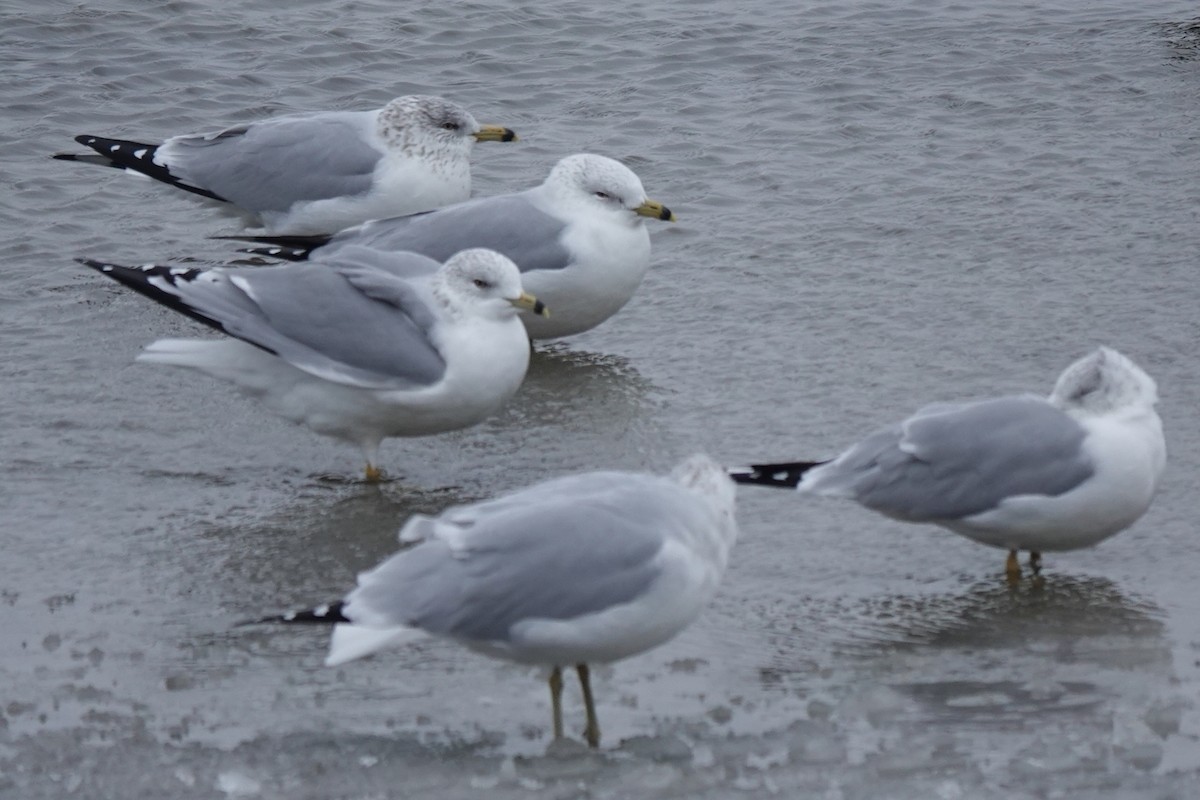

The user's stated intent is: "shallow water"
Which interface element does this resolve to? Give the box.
[3,1,1200,797]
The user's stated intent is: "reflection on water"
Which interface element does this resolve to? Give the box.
[198,482,479,617]
[846,574,1167,654]
[439,343,671,487]
[501,343,661,429]
[1161,18,1200,60]
[746,573,1170,689]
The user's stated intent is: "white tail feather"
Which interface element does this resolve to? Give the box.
[137,338,293,396]
[325,624,427,667]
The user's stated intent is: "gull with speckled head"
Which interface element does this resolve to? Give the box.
[54,95,517,234]
[231,153,676,339]
[248,454,738,748]
[80,246,546,481]
[730,348,1165,579]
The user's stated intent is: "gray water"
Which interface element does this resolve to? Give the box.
[3,0,1200,797]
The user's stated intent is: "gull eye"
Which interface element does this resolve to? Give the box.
[473,278,491,289]
[594,191,612,200]
[442,121,460,131]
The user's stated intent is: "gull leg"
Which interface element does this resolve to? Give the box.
[1029,551,1043,576]
[548,666,564,740]
[1005,549,1022,582]
[361,439,383,483]
[576,663,600,748]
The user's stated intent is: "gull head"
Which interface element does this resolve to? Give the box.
[379,95,515,152]
[544,153,675,225]
[439,248,546,320]
[671,453,739,557]
[1049,346,1158,416]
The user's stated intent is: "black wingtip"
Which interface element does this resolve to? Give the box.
[212,233,332,248]
[64,134,227,201]
[727,461,826,489]
[211,233,329,262]
[237,601,349,628]
[243,246,313,261]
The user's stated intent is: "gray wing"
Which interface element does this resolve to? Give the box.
[325,193,573,273]
[179,248,446,388]
[345,472,691,642]
[159,111,382,211]
[806,395,1095,520]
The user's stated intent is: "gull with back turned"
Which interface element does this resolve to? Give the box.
[730,348,1165,579]
[248,454,739,748]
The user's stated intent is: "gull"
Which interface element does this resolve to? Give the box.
[248,454,739,748]
[230,153,676,339]
[730,348,1165,579]
[81,246,546,480]
[54,95,517,234]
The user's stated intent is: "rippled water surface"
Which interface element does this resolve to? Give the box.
[3,1,1200,797]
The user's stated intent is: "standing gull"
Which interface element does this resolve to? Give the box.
[54,95,517,234]
[248,454,738,748]
[730,348,1165,578]
[232,153,676,339]
[81,246,546,480]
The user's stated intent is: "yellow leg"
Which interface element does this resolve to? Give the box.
[576,663,600,748]
[548,666,564,740]
[1029,551,1043,576]
[1005,549,1021,582]
[364,463,383,482]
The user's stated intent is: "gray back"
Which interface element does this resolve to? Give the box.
[167,112,380,211]
[347,473,693,641]
[202,249,447,388]
[327,193,572,273]
[820,395,1095,521]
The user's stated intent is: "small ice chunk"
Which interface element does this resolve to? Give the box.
[216,771,262,797]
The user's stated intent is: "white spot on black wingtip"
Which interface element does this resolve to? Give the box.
[109,144,120,152]
[100,264,113,272]
[772,471,787,481]
[283,611,297,621]
[314,604,330,617]
[133,148,147,159]
[268,248,283,255]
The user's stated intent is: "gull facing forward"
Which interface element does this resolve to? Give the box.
[55,95,516,234]
[233,153,675,339]
[82,246,545,480]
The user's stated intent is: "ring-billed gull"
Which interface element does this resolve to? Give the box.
[231,153,676,339]
[54,95,517,234]
[248,454,738,748]
[730,348,1165,579]
[81,246,546,481]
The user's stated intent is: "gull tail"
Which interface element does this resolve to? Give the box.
[53,135,226,202]
[211,234,332,262]
[727,460,828,489]
[238,601,350,627]
[239,602,429,666]
[326,624,427,666]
